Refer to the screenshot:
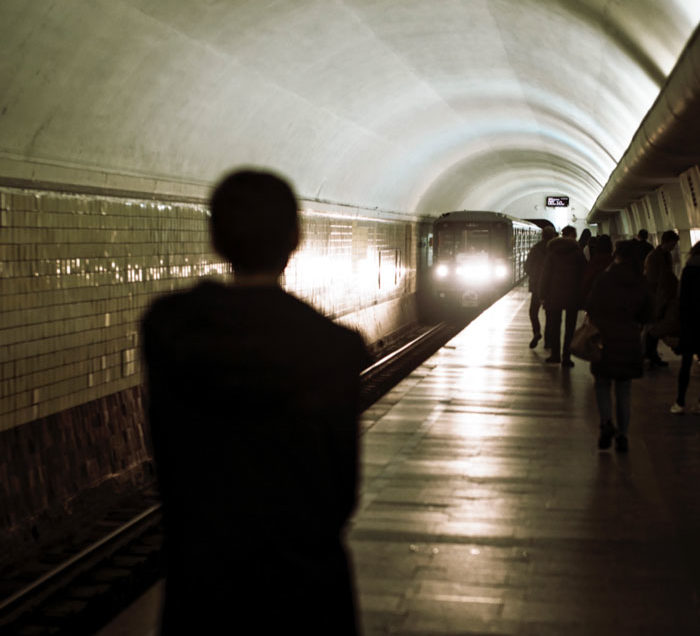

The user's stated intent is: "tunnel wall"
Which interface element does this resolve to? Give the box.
[0,184,419,554]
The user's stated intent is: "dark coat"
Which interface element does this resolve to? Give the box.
[539,237,587,310]
[581,252,614,302]
[524,238,549,292]
[634,239,653,273]
[586,261,653,380]
[644,246,678,320]
[142,281,368,635]
[679,254,700,354]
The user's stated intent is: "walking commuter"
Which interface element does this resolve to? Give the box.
[670,241,700,414]
[581,234,613,302]
[583,234,597,261]
[633,228,654,273]
[644,230,680,367]
[539,225,587,367]
[524,226,557,348]
[578,228,592,261]
[586,240,653,452]
[142,169,368,635]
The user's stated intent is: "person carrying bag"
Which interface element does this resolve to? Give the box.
[570,314,603,363]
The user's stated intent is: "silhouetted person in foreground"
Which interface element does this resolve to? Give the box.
[142,169,368,635]
[586,240,653,452]
[539,225,587,367]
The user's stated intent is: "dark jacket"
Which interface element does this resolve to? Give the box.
[142,280,367,635]
[581,252,614,302]
[679,254,700,354]
[634,239,653,273]
[524,237,549,293]
[539,237,587,310]
[586,261,653,379]
[644,246,678,320]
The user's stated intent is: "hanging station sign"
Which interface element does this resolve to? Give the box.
[546,196,570,207]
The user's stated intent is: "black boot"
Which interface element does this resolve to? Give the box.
[598,421,615,450]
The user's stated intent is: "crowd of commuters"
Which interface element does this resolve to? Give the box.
[140,167,698,633]
[525,224,700,453]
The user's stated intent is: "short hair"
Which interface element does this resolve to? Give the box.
[637,228,648,240]
[661,230,679,244]
[209,169,299,273]
[561,225,577,238]
[542,226,557,241]
[691,241,700,257]
[613,239,638,262]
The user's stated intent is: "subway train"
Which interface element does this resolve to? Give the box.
[432,211,541,307]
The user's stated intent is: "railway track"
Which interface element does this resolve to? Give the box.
[0,316,471,635]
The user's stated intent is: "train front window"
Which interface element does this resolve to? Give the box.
[437,226,491,260]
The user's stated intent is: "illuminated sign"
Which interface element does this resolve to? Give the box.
[546,196,569,207]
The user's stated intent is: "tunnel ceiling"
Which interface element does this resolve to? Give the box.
[1,1,699,218]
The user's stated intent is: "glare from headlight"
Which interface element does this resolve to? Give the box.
[494,263,509,279]
[436,264,449,278]
[456,264,490,283]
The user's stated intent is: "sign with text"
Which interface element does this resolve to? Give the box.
[546,196,569,207]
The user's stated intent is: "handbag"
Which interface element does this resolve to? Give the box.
[570,315,603,362]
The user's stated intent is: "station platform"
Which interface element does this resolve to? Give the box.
[99,284,700,635]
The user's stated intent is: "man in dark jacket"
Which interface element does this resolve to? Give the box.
[142,169,367,635]
[539,225,587,367]
[643,229,679,367]
[524,226,557,348]
[633,228,654,272]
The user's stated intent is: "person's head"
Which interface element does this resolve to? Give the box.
[578,228,591,245]
[595,234,613,255]
[561,225,577,239]
[542,226,557,241]
[660,230,679,251]
[637,228,649,241]
[613,239,637,263]
[690,241,700,257]
[209,169,300,275]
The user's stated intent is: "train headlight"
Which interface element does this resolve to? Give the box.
[435,264,449,278]
[456,263,490,283]
[494,263,509,279]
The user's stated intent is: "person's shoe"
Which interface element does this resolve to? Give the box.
[670,402,685,415]
[598,421,615,450]
[615,434,629,453]
[561,358,574,368]
[649,357,669,368]
[529,334,541,349]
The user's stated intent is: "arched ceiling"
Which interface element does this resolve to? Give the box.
[1,0,699,217]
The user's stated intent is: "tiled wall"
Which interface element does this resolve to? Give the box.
[0,189,224,432]
[0,185,417,542]
[1,188,417,433]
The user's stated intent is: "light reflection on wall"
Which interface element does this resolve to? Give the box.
[0,188,416,429]
[285,209,412,319]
